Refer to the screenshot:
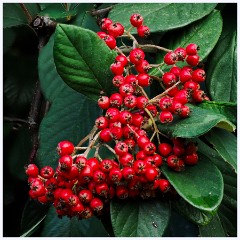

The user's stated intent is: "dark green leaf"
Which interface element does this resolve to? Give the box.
[199,214,226,237]
[151,10,222,76]
[111,199,170,237]
[197,138,237,236]
[41,206,109,237]
[109,3,217,33]
[39,4,77,21]
[3,28,16,53]
[70,4,100,32]
[157,104,235,138]
[206,8,237,102]
[38,34,100,167]
[199,101,237,125]
[205,128,237,172]
[162,153,223,211]
[54,24,117,101]
[172,197,215,226]
[21,200,49,237]
[3,3,40,28]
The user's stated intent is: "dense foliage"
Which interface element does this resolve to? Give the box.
[3,3,237,237]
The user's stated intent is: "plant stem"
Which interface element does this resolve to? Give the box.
[76,126,98,148]
[83,132,100,158]
[4,116,28,124]
[139,44,172,53]
[19,3,32,23]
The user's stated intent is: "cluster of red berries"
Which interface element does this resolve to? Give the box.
[97,14,150,49]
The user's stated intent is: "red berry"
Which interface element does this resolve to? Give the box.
[110,126,123,140]
[110,93,123,107]
[145,166,158,181]
[162,72,177,87]
[124,138,136,150]
[129,48,145,65]
[159,111,173,123]
[75,156,87,170]
[25,164,39,177]
[164,52,177,65]
[153,154,163,167]
[112,75,125,87]
[87,158,100,172]
[109,168,122,183]
[116,185,129,199]
[174,47,187,61]
[137,135,150,149]
[125,74,138,86]
[170,101,183,115]
[100,159,114,173]
[107,22,124,37]
[184,81,199,91]
[95,116,109,130]
[97,31,107,38]
[137,25,150,37]
[57,140,74,156]
[110,61,124,75]
[124,95,137,108]
[115,55,128,66]
[159,96,173,111]
[159,179,170,193]
[90,198,104,212]
[180,105,190,118]
[119,83,135,97]
[93,170,106,183]
[135,60,150,73]
[119,153,134,167]
[119,110,133,124]
[115,141,129,156]
[167,155,180,168]
[185,142,198,155]
[192,89,205,103]
[136,96,148,109]
[40,166,54,179]
[78,165,93,183]
[192,69,206,82]
[186,43,199,55]
[167,86,179,97]
[100,128,112,142]
[81,206,93,219]
[103,35,116,49]
[105,107,120,122]
[146,104,158,117]
[185,153,199,165]
[130,13,143,27]
[132,113,144,127]
[96,182,109,197]
[173,144,185,156]
[186,55,200,66]
[98,96,110,110]
[179,68,192,83]
[58,155,73,172]
[137,73,151,87]
[100,18,112,31]
[158,143,173,157]
[170,66,181,77]
[133,160,147,175]
[122,167,135,180]
[173,89,189,105]
[143,142,156,155]
[71,202,84,214]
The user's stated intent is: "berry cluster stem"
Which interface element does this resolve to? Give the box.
[139,44,172,53]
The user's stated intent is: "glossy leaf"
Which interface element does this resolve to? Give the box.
[205,128,237,172]
[21,200,49,237]
[157,104,235,138]
[151,10,222,76]
[206,9,237,102]
[109,3,217,33]
[54,24,117,101]
[3,3,40,28]
[111,199,170,237]
[199,214,226,237]
[172,197,215,226]
[197,139,237,236]
[162,153,223,211]
[41,206,109,237]
[38,34,100,168]
[199,101,237,125]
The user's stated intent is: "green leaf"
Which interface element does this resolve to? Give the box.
[205,128,237,173]
[54,24,117,101]
[151,10,222,76]
[38,34,100,167]
[162,153,224,211]
[172,197,215,226]
[199,214,226,237]
[157,104,235,138]
[206,8,237,102]
[109,3,217,33]
[41,206,109,237]
[39,4,77,21]
[3,3,40,28]
[21,200,49,237]
[70,4,100,32]
[199,101,237,125]
[110,199,170,237]
[197,138,237,236]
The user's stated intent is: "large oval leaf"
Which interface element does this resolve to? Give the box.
[109,3,217,33]
[150,10,222,76]
[41,206,108,237]
[38,34,100,168]
[205,128,237,173]
[162,153,224,211]
[110,199,170,237]
[54,24,117,101]
[157,104,235,138]
[206,9,237,102]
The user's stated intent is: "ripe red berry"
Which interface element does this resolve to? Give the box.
[143,142,156,155]
[96,182,109,197]
[135,60,150,73]
[100,18,113,31]
[119,110,133,124]
[78,165,93,183]
[100,128,112,142]
[179,68,192,83]
[133,160,147,175]
[137,25,150,37]
[119,153,134,167]
[174,47,187,61]
[137,135,150,149]
[79,189,93,204]
[184,81,199,91]
[129,48,145,65]
[159,179,170,193]
[124,94,137,108]
[25,164,39,177]
[145,166,158,181]
[57,140,75,156]
[110,61,125,75]
[98,96,110,110]
[192,69,206,82]
[132,113,144,127]
[167,86,179,97]
[119,83,135,97]
[158,143,173,157]
[173,89,189,105]
[110,93,123,107]
[93,170,106,183]
[170,66,181,77]
[95,116,109,130]
[114,141,129,156]
[170,101,183,115]
[162,72,177,87]
[122,167,135,180]
[40,166,54,179]
[186,55,200,66]
[97,31,107,38]
[125,74,138,86]
[124,138,136,150]
[185,142,198,155]
[112,75,125,87]
[115,55,128,66]
[136,96,148,109]
[164,52,177,65]
[100,159,114,173]
[107,22,124,38]
[186,43,199,55]
[110,126,123,140]
[90,198,104,212]
[109,168,122,183]
[130,13,143,27]
[159,111,173,123]
[192,89,205,103]
[116,185,129,199]
[103,35,116,49]
[58,155,73,172]
[159,96,173,111]
[137,73,151,87]
[180,105,190,118]
[185,153,199,165]
[105,107,120,122]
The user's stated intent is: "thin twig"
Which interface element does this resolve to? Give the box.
[19,3,32,23]
[139,44,172,53]
[76,126,98,148]
[115,46,127,57]
[83,132,100,158]
[4,116,28,124]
